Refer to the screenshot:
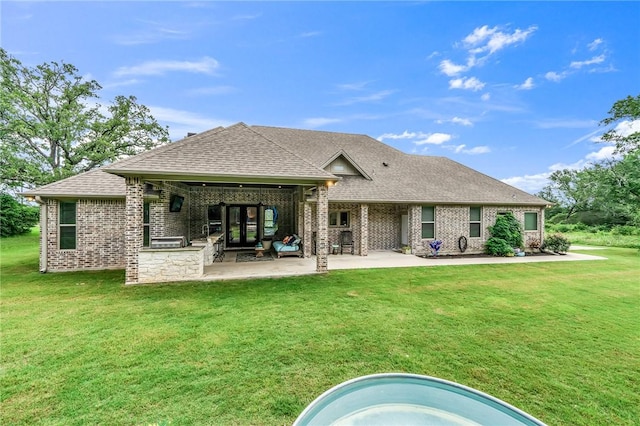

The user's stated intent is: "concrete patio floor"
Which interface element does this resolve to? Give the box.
[201,248,607,282]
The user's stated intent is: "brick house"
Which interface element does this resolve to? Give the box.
[24,122,547,284]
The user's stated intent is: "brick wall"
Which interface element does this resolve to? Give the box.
[43,199,127,271]
[414,205,546,255]
[368,204,407,250]
[187,186,295,241]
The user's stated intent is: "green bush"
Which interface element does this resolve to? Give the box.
[487,212,523,248]
[611,225,640,236]
[0,193,39,237]
[485,237,514,256]
[542,233,571,253]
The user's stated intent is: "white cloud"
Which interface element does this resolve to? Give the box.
[481,93,491,101]
[570,54,606,69]
[515,77,534,90]
[586,146,618,161]
[437,117,473,126]
[302,117,343,128]
[463,25,537,56]
[415,133,452,145]
[445,144,490,154]
[437,25,536,81]
[113,57,219,77]
[463,145,490,154]
[501,172,551,194]
[451,117,473,126]
[378,130,429,141]
[439,59,467,76]
[449,76,485,91]
[545,71,567,82]
[149,106,233,140]
[588,38,603,51]
[611,119,640,137]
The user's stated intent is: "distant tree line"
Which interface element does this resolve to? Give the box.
[537,95,640,228]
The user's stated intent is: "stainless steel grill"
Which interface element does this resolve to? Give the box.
[150,236,186,249]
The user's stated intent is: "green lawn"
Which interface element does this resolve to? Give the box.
[1,230,639,425]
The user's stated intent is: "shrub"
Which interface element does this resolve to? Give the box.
[542,234,571,253]
[485,237,514,256]
[611,225,640,236]
[488,212,523,248]
[0,193,39,237]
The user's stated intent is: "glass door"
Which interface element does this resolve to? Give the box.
[226,205,259,247]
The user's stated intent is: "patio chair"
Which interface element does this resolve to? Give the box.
[340,230,354,255]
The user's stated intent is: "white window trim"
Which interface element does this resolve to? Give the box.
[421,206,435,239]
[59,201,77,250]
[470,206,482,238]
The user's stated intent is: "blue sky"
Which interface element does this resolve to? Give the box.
[3,1,639,194]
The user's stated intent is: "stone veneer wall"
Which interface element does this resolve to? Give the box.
[43,199,126,271]
[138,248,204,284]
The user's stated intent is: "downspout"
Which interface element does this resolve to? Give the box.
[35,196,47,273]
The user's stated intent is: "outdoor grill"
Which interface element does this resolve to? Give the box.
[150,236,186,249]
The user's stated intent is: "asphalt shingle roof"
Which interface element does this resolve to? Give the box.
[104,123,334,181]
[23,168,126,198]
[251,125,546,205]
[25,122,547,206]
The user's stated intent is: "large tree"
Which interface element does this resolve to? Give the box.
[599,94,640,154]
[539,94,640,226]
[0,49,170,189]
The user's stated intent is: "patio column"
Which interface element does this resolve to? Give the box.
[359,204,368,256]
[125,176,144,284]
[303,202,312,258]
[316,183,329,272]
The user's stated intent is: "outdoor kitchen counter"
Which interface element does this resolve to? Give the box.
[138,245,207,284]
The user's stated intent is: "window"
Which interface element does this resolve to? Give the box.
[421,206,435,238]
[470,207,481,238]
[59,201,76,250]
[524,212,538,231]
[329,211,350,227]
[143,202,150,247]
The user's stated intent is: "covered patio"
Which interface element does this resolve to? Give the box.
[196,249,607,282]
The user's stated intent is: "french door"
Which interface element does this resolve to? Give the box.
[226,205,259,247]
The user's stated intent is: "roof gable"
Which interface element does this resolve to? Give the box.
[322,150,372,180]
[104,122,336,183]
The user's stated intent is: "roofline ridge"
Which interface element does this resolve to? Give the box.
[247,126,338,180]
[251,124,371,138]
[434,156,547,201]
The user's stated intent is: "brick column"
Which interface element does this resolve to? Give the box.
[125,177,144,284]
[408,205,422,251]
[303,202,312,258]
[359,204,368,256]
[316,183,329,272]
